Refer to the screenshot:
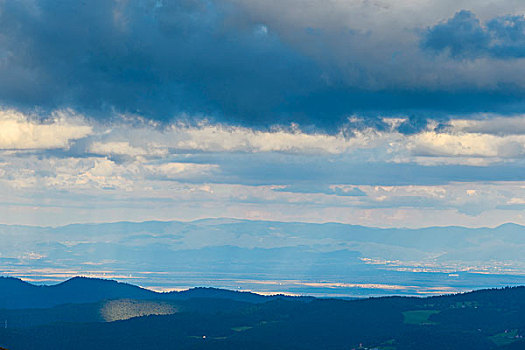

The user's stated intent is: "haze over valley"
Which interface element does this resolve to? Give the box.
[1,219,523,297]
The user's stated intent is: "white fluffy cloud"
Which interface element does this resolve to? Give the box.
[144,162,218,179]
[166,124,383,154]
[82,115,525,165]
[1,110,525,226]
[450,115,525,135]
[407,131,525,159]
[401,117,525,164]
[89,141,169,157]
[2,110,525,169]
[0,109,92,150]
[2,109,524,175]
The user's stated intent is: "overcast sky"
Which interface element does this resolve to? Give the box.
[1,0,525,227]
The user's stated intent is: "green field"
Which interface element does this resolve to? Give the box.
[402,310,440,325]
[489,329,520,346]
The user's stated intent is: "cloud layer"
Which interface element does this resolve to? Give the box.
[0,110,91,149]
[0,110,524,227]
[422,10,525,59]
[1,1,525,226]
[2,1,525,130]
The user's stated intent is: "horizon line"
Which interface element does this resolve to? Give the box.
[0,217,523,231]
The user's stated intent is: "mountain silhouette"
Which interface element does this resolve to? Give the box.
[0,280,523,350]
[0,277,309,309]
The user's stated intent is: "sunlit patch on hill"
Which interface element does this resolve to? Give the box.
[100,299,177,322]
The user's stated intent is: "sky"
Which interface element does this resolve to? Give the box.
[1,0,525,227]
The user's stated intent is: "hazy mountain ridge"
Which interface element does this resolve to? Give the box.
[0,219,524,296]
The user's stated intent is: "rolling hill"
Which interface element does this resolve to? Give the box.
[0,277,523,350]
[0,277,309,309]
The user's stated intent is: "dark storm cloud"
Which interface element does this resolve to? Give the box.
[2,1,525,132]
[0,0,317,123]
[422,10,525,59]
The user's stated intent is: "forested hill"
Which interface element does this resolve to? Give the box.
[0,278,523,350]
[0,276,310,309]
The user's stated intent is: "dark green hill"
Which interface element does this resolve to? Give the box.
[0,277,311,309]
[0,277,157,309]
[0,280,523,350]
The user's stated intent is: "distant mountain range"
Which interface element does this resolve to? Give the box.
[0,219,524,297]
[0,277,523,350]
